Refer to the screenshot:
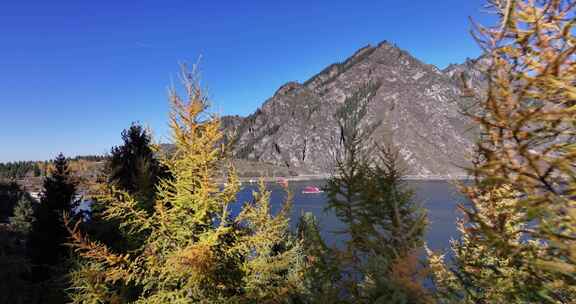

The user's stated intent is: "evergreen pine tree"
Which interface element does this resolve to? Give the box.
[107,123,169,211]
[0,184,36,303]
[9,196,36,236]
[324,83,429,303]
[29,153,77,282]
[0,181,26,221]
[0,225,34,304]
[85,122,170,259]
[296,212,341,303]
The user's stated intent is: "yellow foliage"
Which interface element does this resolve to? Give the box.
[427,185,545,303]
[67,64,305,303]
[449,0,576,302]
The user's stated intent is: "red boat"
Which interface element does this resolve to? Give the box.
[302,185,323,194]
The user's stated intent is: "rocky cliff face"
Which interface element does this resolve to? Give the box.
[228,41,482,177]
[443,56,490,111]
[443,56,489,90]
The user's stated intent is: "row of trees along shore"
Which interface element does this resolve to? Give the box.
[0,155,107,181]
[0,1,574,303]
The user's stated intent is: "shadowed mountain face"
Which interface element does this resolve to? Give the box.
[227,41,483,177]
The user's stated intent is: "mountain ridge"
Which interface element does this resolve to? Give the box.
[225,41,482,177]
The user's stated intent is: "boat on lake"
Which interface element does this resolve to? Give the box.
[302,185,323,194]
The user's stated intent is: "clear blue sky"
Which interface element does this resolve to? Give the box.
[0,0,491,162]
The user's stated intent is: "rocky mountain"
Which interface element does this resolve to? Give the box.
[221,115,244,131]
[443,56,490,112]
[227,41,484,177]
[443,56,489,90]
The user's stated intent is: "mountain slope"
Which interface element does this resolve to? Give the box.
[229,41,479,177]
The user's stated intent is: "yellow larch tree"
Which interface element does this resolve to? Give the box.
[66,64,305,304]
[428,1,576,303]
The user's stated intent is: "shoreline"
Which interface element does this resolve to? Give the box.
[228,174,473,184]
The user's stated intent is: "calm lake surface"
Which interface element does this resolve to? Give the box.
[234,180,469,251]
[79,180,467,252]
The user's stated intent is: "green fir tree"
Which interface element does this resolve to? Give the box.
[28,153,77,303]
[324,83,429,303]
[9,196,36,236]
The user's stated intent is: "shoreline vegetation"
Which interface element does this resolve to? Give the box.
[0,158,472,194]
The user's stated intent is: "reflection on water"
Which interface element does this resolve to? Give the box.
[234,180,468,251]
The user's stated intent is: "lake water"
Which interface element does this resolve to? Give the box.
[234,180,468,252]
[79,180,467,252]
